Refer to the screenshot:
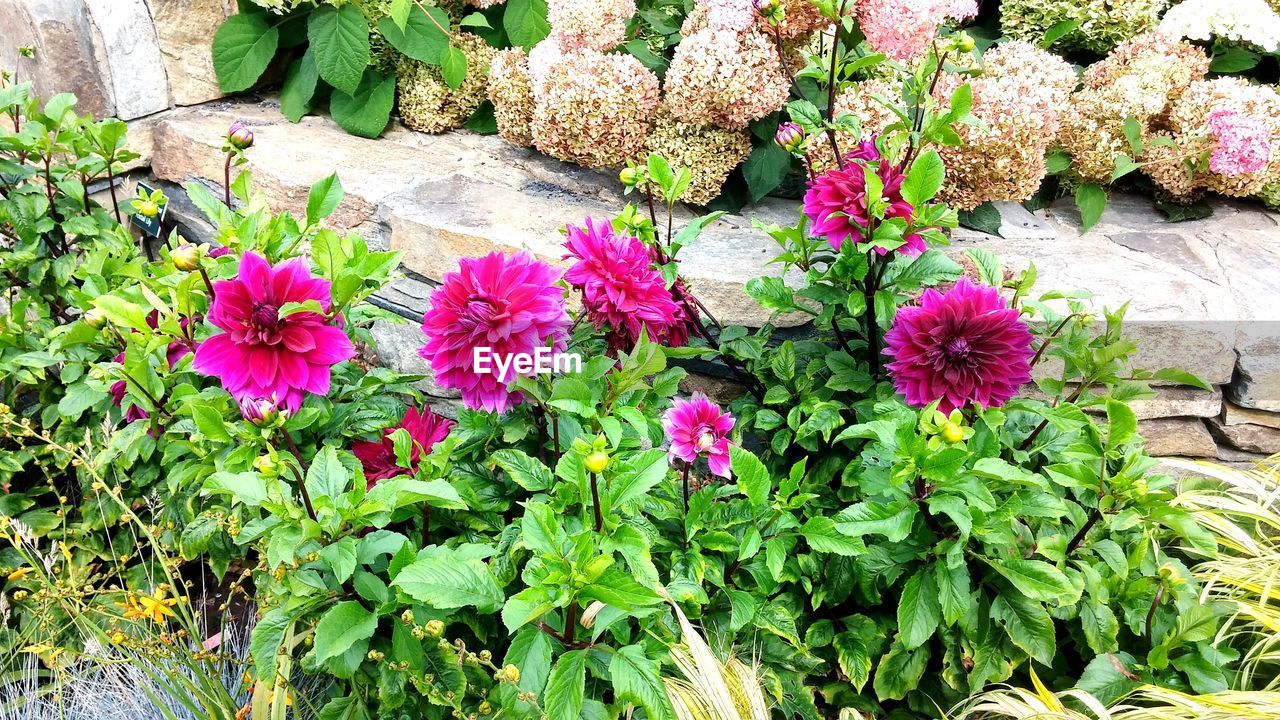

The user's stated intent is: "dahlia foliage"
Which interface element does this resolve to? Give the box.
[193,252,355,412]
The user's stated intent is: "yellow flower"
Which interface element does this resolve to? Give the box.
[6,567,33,581]
[118,587,179,624]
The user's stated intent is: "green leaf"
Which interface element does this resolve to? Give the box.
[1075,652,1141,705]
[545,649,588,720]
[93,295,149,332]
[934,559,973,627]
[611,645,673,720]
[330,69,395,139]
[991,593,1055,665]
[901,149,944,206]
[1152,367,1212,391]
[313,601,378,663]
[441,45,468,89]
[1210,46,1261,74]
[306,446,352,502]
[835,501,916,542]
[742,143,791,203]
[873,643,927,701]
[1075,183,1107,231]
[504,0,552,49]
[320,537,358,583]
[377,5,451,63]
[800,516,864,556]
[212,14,280,93]
[1122,116,1143,155]
[251,605,309,681]
[609,450,669,509]
[966,247,1002,285]
[393,554,504,612]
[898,569,941,649]
[281,50,319,122]
[308,4,370,96]
[307,173,344,226]
[958,202,1002,236]
[1041,19,1080,47]
[729,445,770,508]
[192,403,231,443]
[988,558,1078,605]
[493,449,553,491]
[1106,398,1138,448]
[581,568,662,610]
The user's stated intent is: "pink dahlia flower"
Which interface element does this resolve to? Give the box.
[193,252,354,412]
[884,278,1034,414]
[1207,109,1273,178]
[419,251,571,414]
[803,141,929,257]
[662,392,735,478]
[353,406,454,486]
[563,218,686,352]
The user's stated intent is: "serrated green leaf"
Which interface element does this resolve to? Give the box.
[308,4,370,96]
[212,14,280,93]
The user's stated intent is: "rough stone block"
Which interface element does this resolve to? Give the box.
[1222,401,1280,430]
[145,0,231,106]
[83,0,169,120]
[0,0,114,118]
[1139,418,1218,458]
[1208,417,1280,455]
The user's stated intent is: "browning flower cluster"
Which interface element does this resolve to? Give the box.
[644,108,752,205]
[548,0,637,51]
[486,48,535,146]
[662,27,792,130]
[397,33,497,135]
[1057,32,1209,183]
[1000,0,1169,53]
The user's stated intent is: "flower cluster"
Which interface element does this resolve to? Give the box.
[1144,78,1280,199]
[528,44,660,168]
[548,0,636,51]
[857,0,968,62]
[662,28,791,130]
[884,278,1034,414]
[763,0,831,38]
[803,140,929,256]
[644,108,752,205]
[352,406,454,485]
[487,48,535,147]
[662,392,734,478]
[194,253,355,413]
[397,33,497,135]
[1058,32,1209,183]
[1000,0,1168,53]
[1159,0,1280,53]
[933,41,1076,210]
[563,218,688,352]
[418,251,570,414]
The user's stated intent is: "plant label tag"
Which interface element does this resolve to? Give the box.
[130,181,168,238]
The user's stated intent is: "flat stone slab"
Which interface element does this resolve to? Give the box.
[147,98,1280,396]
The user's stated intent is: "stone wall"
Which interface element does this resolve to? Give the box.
[134,99,1280,462]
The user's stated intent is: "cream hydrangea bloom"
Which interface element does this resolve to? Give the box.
[662,27,791,130]
[397,33,498,134]
[1159,0,1280,52]
[487,48,535,147]
[549,0,637,51]
[644,108,752,205]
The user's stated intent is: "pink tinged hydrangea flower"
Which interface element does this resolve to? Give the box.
[1207,109,1273,177]
[701,0,756,31]
[419,251,571,414]
[353,406,454,486]
[563,218,685,350]
[193,252,355,413]
[884,278,1034,414]
[662,392,735,478]
[948,0,979,20]
[803,140,929,257]
[858,0,951,62]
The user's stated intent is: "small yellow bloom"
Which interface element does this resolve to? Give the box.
[6,567,33,581]
[117,587,179,624]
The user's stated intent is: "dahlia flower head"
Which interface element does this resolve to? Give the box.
[858,0,973,63]
[549,0,636,51]
[802,139,930,257]
[563,218,687,350]
[1159,0,1280,53]
[662,392,735,479]
[419,251,571,414]
[1001,0,1168,53]
[397,33,497,135]
[353,406,454,486]
[528,41,660,168]
[662,27,791,130]
[884,278,1034,415]
[193,252,355,413]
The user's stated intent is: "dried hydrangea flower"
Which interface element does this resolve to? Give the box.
[487,47,535,146]
[644,108,752,205]
[397,33,497,134]
[663,27,791,130]
[549,0,637,51]
[530,48,660,168]
[931,41,1077,210]
[1001,0,1169,54]
[1159,0,1280,53]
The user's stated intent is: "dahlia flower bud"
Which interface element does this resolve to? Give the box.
[171,244,201,272]
[941,420,965,444]
[619,165,642,187]
[83,307,108,329]
[252,454,279,475]
[227,122,254,151]
[239,396,284,427]
[955,31,976,53]
[585,450,610,474]
[137,199,160,218]
[774,121,805,153]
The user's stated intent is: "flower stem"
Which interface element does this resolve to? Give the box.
[589,471,604,533]
[280,428,317,522]
[825,0,850,169]
[223,152,233,208]
[681,461,691,513]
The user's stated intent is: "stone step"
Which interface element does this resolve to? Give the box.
[144,99,1280,415]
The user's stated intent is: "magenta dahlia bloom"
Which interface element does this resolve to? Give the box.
[563,218,686,351]
[419,251,570,414]
[1207,109,1273,177]
[193,252,354,412]
[803,142,929,257]
[662,392,735,479]
[353,406,454,486]
[883,278,1034,414]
